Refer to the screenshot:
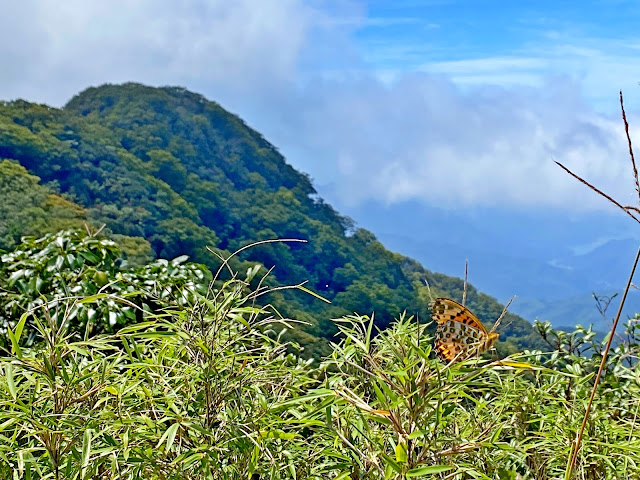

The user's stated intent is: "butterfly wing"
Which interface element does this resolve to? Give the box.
[430,298,488,333]
[430,298,498,361]
[435,319,486,361]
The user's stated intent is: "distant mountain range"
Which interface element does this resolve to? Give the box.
[342,199,640,332]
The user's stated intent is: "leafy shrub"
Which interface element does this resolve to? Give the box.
[0,229,210,348]
[1,231,640,479]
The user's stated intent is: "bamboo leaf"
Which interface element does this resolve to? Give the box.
[406,465,455,476]
[13,312,28,345]
[395,441,407,464]
[380,452,402,474]
[158,423,180,453]
[5,365,17,400]
[296,285,331,303]
[81,428,92,473]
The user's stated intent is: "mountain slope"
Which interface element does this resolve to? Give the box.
[0,83,545,354]
[0,159,86,251]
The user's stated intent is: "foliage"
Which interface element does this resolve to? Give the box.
[1,266,640,478]
[0,159,86,251]
[0,229,210,350]
[0,267,319,479]
[0,83,541,353]
[316,313,640,479]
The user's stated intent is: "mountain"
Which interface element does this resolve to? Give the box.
[0,82,545,354]
[511,239,640,331]
[343,199,640,331]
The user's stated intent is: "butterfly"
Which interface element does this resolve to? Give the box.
[430,297,499,362]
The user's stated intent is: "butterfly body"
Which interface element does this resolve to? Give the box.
[430,298,499,362]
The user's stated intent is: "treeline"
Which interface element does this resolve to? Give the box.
[0,83,544,354]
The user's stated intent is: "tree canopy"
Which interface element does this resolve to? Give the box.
[0,83,545,354]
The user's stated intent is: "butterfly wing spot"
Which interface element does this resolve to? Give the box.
[431,297,500,362]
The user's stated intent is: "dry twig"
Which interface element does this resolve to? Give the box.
[462,259,469,306]
[554,161,640,224]
[621,91,640,203]
[562,91,640,478]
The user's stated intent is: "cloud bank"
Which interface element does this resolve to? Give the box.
[1,0,639,212]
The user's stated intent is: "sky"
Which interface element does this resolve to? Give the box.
[2,0,640,219]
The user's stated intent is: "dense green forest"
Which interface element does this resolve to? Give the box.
[0,82,543,356]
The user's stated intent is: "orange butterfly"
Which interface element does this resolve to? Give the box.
[430,298,499,362]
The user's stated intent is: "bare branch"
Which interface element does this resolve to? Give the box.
[491,296,514,333]
[621,91,640,204]
[555,161,640,224]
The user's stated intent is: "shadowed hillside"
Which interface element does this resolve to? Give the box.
[0,82,545,355]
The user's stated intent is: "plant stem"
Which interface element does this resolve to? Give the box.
[566,243,640,479]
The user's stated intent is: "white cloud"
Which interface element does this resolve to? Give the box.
[268,73,639,212]
[425,56,547,77]
[1,1,640,214]
[412,38,640,114]
[0,0,316,105]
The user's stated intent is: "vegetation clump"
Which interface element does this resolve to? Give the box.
[0,230,638,479]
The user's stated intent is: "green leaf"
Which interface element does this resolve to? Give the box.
[406,465,455,477]
[296,285,331,303]
[0,418,18,433]
[491,424,504,443]
[7,269,25,286]
[166,423,180,452]
[82,428,92,470]
[158,423,180,452]
[104,385,119,395]
[68,344,89,356]
[380,453,402,474]
[6,328,22,359]
[372,380,388,407]
[408,429,430,440]
[171,255,189,265]
[395,441,407,464]
[42,355,56,380]
[497,360,538,370]
[5,365,17,399]
[333,472,352,480]
[13,312,28,345]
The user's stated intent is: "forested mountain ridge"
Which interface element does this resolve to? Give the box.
[0,82,544,354]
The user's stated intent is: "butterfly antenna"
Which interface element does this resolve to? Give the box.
[491,295,515,333]
[462,259,469,306]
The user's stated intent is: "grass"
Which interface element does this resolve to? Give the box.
[2,272,640,478]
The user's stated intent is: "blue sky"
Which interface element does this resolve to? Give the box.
[334,1,640,212]
[354,0,640,111]
[2,0,640,217]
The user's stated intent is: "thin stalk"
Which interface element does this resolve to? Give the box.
[620,91,640,203]
[566,243,640,479]
[462,259,468,306]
